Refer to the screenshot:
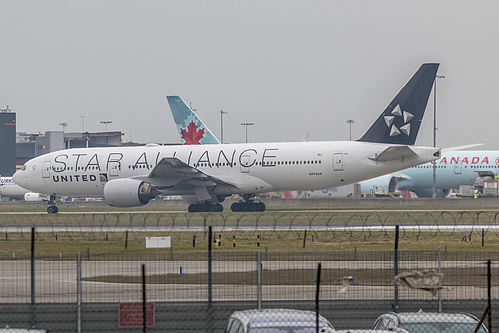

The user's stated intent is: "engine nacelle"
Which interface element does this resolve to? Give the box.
[24,192,45,202]
[103,179,160,207]
[360,175,399,195]
[440,188,453,198]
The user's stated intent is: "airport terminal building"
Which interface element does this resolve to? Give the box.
[15,131,126,170]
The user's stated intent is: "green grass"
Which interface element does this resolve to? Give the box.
[0,229,498,255]
[0,204,498,255]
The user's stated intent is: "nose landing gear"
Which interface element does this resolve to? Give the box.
[47,195,59,214]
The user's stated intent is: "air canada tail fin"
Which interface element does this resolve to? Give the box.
[358,63,439,145]
[166,96,221,145]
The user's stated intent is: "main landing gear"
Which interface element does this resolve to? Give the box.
[231,194,266,212]
[188,202,224,213]
[47,194,59,214]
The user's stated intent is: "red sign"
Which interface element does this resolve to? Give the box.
[119,302,155,327]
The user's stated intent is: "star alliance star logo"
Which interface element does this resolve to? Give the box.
[384,105,413,137]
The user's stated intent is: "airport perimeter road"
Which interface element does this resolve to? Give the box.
[0,260,494,303]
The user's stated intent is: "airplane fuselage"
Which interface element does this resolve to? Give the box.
[359,150,499,197]
[399,151,499,190]
[14,141,439,198]
[0,177,30,198]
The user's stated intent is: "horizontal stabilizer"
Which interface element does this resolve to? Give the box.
[368,146,417,162]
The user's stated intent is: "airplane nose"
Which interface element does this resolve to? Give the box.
[12,170,22,184]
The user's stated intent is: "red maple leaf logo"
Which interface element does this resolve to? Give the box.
[180,121,205,145]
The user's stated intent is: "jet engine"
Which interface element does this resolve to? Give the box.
[24,192,45,202]
[360,175,399,195]
[440,188,453,198]
[103,179,160,207]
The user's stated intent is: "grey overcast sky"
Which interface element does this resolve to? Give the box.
[2,1,499,149]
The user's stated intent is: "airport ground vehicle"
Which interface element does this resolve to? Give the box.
[372,310,488,333]
[225,308,335,333]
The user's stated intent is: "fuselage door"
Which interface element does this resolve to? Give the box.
[454,161,462,174]
[42,161,51,178]
[109,162,120,177]
[333,153,344,171]
[240,155,250,173]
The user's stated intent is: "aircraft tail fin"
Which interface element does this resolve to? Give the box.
[358,63,439,145]
[166,96,221,145]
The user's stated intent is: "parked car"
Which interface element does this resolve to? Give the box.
[372,310,488,333]
[225,308,335,333]
[335,331,396,333]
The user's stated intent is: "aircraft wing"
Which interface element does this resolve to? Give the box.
[143,157,237,189]
[368,146,417,162]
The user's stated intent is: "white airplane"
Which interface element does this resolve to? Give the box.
[360,150,499,197]
[13,63,441,213]
[0,176,44,201]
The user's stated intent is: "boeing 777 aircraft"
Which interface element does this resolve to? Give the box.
[360,150,499,197]
[167,87,493,199]
[13,63,441,213]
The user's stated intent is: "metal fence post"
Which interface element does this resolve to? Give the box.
[393,225,399,313]
[438,248,442,313]
[31,227,36,328]
[257,251,262,310]
[487,259,491,332]
[77,253,82,333]
[208,226,213,333]
[315,263,322,333]
[142,264,147,333]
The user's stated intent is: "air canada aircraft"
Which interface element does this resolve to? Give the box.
[360,149,499,197]
[13,63,441,213]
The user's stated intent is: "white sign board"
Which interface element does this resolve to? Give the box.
[146,237,171,248]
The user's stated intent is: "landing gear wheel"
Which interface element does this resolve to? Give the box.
[188,202,224,213]
[230,200,266,212]
[47,205,58,214]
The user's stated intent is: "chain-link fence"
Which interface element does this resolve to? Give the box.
[0,248,496,332]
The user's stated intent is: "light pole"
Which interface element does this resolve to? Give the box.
[100,120,112,132]
[432,75,445,198]
[220,110,228,144]
[241,122,254,143]
[346,119,354,141]
[80,115,86,132]
[59,122,68,133]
